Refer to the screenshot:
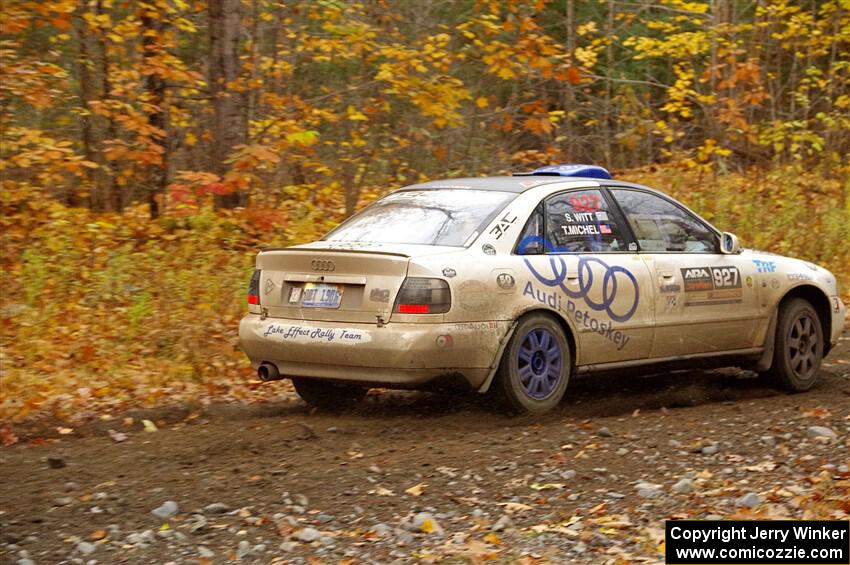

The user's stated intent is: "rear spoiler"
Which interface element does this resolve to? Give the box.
[259,246,411,258]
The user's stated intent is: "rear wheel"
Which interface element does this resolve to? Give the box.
[291,378,367,409]
[763,298,823,392]
[493,314,570,415]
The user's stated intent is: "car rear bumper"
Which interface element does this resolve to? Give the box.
[238,314,511,389]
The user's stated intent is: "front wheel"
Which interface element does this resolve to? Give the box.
[493,314,571,415]
[763,298,823,392]
[291,378,368,409]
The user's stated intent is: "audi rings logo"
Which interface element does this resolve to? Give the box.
[518,236,639,323]
[311,259,336,272]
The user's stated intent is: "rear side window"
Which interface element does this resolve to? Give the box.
[543,189,627,252]
[612,189,717,253]
[324,189,515,247]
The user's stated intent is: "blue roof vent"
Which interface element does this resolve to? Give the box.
[531,164,612,180]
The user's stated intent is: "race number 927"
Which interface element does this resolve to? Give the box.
[711,267,741,289]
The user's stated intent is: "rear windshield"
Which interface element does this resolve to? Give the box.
[323,190,516,247]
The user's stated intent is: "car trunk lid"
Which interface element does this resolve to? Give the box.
[255,243,452,323]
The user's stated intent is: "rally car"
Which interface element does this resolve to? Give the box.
[239,164,845,414]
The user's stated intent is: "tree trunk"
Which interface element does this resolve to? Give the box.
[209,0,247,209]
[141,4,168,219]
[73,3,95,209]
[95,0,123,213]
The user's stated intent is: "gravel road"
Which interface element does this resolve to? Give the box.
[2,331,849,564]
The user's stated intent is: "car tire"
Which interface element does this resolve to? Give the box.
[763,298,823,392]
[291,378,367,409]
[493,314,571,415]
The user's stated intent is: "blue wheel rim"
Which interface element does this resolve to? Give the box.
[517,327,562,400]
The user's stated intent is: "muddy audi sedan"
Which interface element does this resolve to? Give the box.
[239,164,845,414]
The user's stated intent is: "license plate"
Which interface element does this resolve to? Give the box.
[301,283,343,308]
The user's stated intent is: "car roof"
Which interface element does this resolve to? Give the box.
[400,176,657,194]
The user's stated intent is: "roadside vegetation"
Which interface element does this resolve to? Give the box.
[2,0,849,425]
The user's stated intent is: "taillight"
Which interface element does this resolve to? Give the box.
[393,277,451,314]
[247,269,260,305]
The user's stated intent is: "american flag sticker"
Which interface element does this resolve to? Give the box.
[600,224,612,234]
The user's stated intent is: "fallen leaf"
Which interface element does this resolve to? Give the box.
[371,487,395,496]
[57,427,73,435]
[801,407,831,419]
[0,426,18,447]
[419,517,438,533]
[530,482,565,491]
[588,502,608,514]
[405,482,426,496]
[89,529,107,540]
[142,419,158,433]
[483,532,502,544]
[107,429,127,442]
[497,502,533,514]
[745,462,778,472]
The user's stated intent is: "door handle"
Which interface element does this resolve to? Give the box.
[659,270,675,278]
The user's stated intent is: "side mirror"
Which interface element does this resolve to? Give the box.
[720,232,741,254]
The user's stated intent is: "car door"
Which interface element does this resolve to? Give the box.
[608,187,761,357]
[516,188,655,365]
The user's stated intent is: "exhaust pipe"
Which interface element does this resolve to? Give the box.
[258,362,282,382]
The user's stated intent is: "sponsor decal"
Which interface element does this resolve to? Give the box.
[746,275,753,287]
[628,242,637,251]
[771,279,780,289]
[263,324,367,343]
[681,266,741,291]
[665,295,678,308]
[442,267,457,278]
[660,283,681,294]
[489,212,518,240]
[787,273,812,281]
[518,179,549,188]
[560,211,613,238]
[568,193,601,212]
[482,243,496,255]
[369,288,390,302]
[264,279,275,295]
[518,236,639,323]
[496,273,516,290]
[752,259,776,273]
[454,321,502,332]
[561,224,601,236]
[681,267,713,291]
[321,241,381,250]
[523,282,630,350]
[288,287,302,303]
[681,266,742,306]
[804,262,818,272]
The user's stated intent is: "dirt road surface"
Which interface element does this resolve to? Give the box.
[2,332,849,564]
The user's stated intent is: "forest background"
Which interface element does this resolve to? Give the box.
[1,0,848,426]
